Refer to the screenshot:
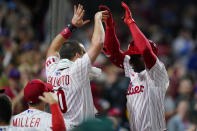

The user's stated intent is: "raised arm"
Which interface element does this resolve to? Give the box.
[99,6,125,69]
[87,11,109,63]
[121,2,157,69]
[46,4,90,58]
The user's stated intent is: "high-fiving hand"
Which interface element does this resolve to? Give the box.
[71,4,90,27]
[99,5,113,26]
[94,10,109,22]
[121,2,135,25]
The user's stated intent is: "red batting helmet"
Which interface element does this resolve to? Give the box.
[123,40,158,56]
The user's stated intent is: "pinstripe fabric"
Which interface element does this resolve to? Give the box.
[45,53,95,128]
[124,56,169,131]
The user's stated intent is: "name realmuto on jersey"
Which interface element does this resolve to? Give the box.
[47,75,70,87]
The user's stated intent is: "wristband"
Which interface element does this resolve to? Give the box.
[60,23,77,39]
[67,23,77,32]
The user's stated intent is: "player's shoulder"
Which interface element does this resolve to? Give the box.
[156,58,165,66]
[148,58,166,72]
[14,109,51,118]
[46,56,60,71]
[33,110,52,118]
[46,55,60,61]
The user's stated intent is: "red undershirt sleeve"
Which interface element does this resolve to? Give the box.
[104,26,125,69]
[50,103,66,131]
[127,21,157,69]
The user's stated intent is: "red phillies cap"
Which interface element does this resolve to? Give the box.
[24,79,53,104]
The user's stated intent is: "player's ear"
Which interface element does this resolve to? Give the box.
[75,52,83,59]
[75,52,80,58]
[72,52,82,62]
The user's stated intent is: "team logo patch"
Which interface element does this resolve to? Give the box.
[27,109,33,113]
[56,72,61,76]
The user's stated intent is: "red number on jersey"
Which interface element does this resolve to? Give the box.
[57,89,67,113]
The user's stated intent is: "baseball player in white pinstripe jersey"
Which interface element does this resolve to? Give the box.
[45,4,109,130]
[4,79,66,131]
[100,2,169,131]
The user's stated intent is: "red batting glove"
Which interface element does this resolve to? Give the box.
[99,5,113,27]
[99,5,113,56]
[121,2,135,25]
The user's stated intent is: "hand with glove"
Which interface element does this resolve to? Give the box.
[99,5,114,56]
[121,2,135,25]
[99,4,126,69]
[99,5,114,27]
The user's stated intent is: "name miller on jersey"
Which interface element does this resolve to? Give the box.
[12,117,40,127]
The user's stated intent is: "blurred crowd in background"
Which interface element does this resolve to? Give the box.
[0,0,197,130]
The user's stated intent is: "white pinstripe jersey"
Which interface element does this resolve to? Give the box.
[124,55,169,131]
[10,109,70,131]
[45,53,95,128]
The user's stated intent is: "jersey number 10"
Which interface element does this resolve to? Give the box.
[57,89,67,113]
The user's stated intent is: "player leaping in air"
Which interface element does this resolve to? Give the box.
[45,4,109,130]
[100,2,169,131]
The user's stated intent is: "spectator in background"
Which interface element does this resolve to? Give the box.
[164,86,176,122]
[102,64,128,109]
[187,111,197,131]
[168,63,187,99]
[3,68,21,99]
[107,108,129,130]
[176,77,195,111]
[167,100,191,131]
[172,28,194,65]
[187,46,197,76]
[2,68,25,115]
